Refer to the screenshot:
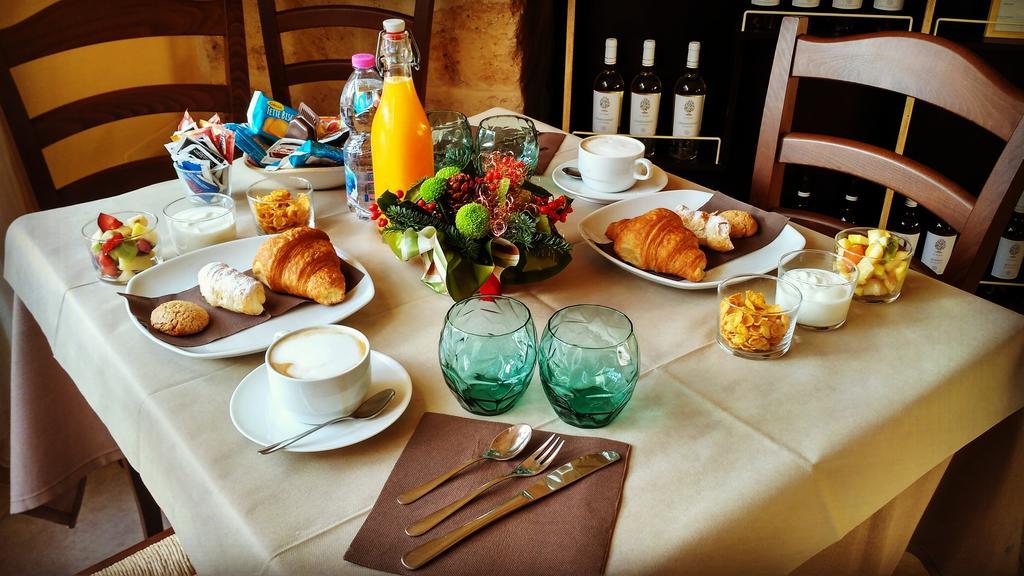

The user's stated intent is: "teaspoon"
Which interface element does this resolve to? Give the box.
[258,389,396,455]
[396,423,532,504]
[561,166,582,179]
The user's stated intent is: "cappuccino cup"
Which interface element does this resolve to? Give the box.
[265,325,371,424]
[578,135,654,193]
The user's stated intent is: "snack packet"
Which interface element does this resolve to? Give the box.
[247,91,297,140]
[271,139,346,169]
[226,123,271,165]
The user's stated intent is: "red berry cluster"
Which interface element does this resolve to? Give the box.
[416,199,437,213]
[368,201,388,228]
[534,195,573,223]
[481,153,527,191]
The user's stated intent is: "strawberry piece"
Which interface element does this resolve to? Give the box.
[101,233,124,254]
[136,238,153,254]
[97,213,123,232]
[97,254,119,277]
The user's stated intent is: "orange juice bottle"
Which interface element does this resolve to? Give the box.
[371,19,433,197]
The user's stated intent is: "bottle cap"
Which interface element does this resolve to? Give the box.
[904,198,918,208]
[604,38,617,65]
[642,39,656,67]
[382,18,406,33]
[352,53,376,69]
[845,194,858,201]
[686,41,701,69]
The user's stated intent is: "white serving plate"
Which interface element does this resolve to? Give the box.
[551,159,669,204]
[124,236,374,359]
[242,155,345,190]
[577,189,806,290]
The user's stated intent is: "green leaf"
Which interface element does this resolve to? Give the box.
[442,245,494,301]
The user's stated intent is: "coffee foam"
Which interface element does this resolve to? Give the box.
[581,136,642,157]
[269,327,366,380]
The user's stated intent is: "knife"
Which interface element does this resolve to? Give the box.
[401,450,622,570]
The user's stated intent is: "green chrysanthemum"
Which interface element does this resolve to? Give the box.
[455,202,489,239]
[419,177,446,203]
[435,166,460,180]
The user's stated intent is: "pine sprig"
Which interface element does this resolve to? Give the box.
[531,232,572,255]
[383,204,482,260]
[503,212,537,248]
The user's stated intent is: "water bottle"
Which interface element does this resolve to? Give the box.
[340,52,383,219]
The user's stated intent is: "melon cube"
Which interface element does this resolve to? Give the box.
[848,234,869,245]
[857,258,875,282]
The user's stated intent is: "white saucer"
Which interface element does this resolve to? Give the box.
[552,159,669,204]
[229,351,412,452]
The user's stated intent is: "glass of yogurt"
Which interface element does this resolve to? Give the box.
[777,249,859,331]
[162,193,237,255]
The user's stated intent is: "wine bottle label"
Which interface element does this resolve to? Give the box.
[630,92,661,136]
[991,237,1024,280]
[832,0,862,7]
[593,90,623,134]
[672,95,704,137]
[872,0,903,9]
[792,0,820,6]
[921,232,956,275]
[902,232,920,257]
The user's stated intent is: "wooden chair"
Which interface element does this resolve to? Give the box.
[751,17,1024,292]
[0,0,250,210]
[256,0,435,107]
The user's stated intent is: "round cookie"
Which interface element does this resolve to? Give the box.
[151,300,210,336]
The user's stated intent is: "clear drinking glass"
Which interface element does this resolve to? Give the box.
[428,110,473,171]
[475,114,540,175]
[81,210,161,284]
[539,305,639,428]
[173,162,231,196]
[162,193,237,255]
[834,227,913,303]
[246,176,314,235]
[778,249,858,331]
[717,274,801,360]
[439,295,537,416]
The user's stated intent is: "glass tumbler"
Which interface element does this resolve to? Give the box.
[246,176,314,235]
[835,227,913,303]
[81,210,161,284]
[439,295,537,416]
[539,305,639,428]
[717,274,801,360]
[475,114,540,175]
[778,249,858,331]
[162,193,237,255]
[428,110,473,171]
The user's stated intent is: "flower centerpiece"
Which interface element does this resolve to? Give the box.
[369,152,574,301]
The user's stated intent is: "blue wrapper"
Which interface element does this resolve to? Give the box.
[246,91,297,140]
[275,140,345,169]
[225,123,271,165]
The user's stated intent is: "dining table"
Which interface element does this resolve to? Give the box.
[4,107,1023,575]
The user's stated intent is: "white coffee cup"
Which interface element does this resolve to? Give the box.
[577,135,654,193]
[265,325,371,424]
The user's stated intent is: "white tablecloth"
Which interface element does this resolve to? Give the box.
[5,109,1023,575]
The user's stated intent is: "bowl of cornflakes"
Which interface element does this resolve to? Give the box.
[717,274,801,360]
[246,176,314,235]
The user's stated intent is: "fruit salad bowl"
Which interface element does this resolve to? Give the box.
[835,227,912,303]
[82,211,161,284]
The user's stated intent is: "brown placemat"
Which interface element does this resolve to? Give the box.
[345,412,630,576]
[470,125,566,175]
[119,261,364,347]
[597,192,791,274]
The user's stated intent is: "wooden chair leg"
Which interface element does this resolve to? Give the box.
[126,464,163,538]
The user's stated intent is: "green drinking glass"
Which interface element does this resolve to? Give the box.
[539,304,639,428]
[428,110,473,171]
[439,295,537,416]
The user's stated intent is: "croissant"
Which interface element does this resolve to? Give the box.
[717,210,758,238]
[252,227,346,305]
[198,262,266,315]
[605,208,707,282]
[675,207,734,252]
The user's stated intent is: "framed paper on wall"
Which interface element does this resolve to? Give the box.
[986,0,1024,40]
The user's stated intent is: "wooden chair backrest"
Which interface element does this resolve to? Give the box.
[256,0,435,107]
[751,17,1024,291]
[0,0,250,210]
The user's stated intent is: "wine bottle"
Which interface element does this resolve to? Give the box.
[792,0,821,8]
[630,39,662,157]
[592,38,625,135]
[671,41,707,162]
[872,0,904,10]
[891,197,922,256]
[791,173,813,210]
[988,193,1024,280]
[832,0,863,9]
[921,217,958,275]
[839,180,861,225]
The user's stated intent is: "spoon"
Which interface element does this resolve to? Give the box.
[561,165,582,179]
[396,424,532,504]
[258,389,396,455]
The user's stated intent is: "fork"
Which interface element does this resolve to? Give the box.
[404,434,564,536]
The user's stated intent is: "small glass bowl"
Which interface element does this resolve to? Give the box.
[834,227,913,304]
[717,274,801,360]
[173,162,231,196]
[778,249,858,331]
[246,176,314,235]
[81,210,160,284]
[162,193,237,255]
